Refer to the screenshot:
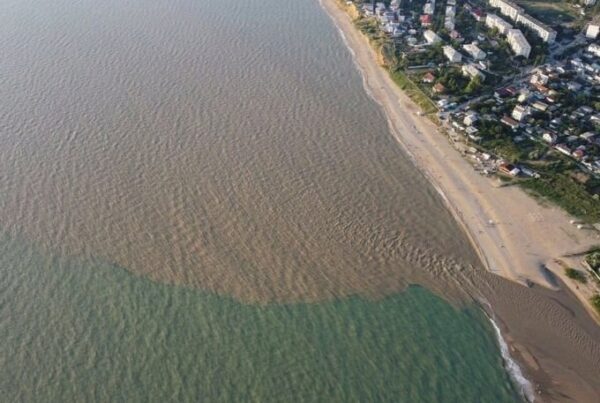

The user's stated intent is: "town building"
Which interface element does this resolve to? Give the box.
[420,14,433,27]
[507,29,531,58]
[424,2,435,15]
[470,8,486,22]
[422,72,436,83]
[588,43,600,57]
[515,14,557,43]
[531,101,548,112]
[443,46,463,62]
[462,64,485,80]
[464,112,479,126]
[501,115,520,130]
[424,29,441,44]
[581,132,597,142]
[488,0,556,43]
[362,3,375,16]
[499,162,521,176]
[542,132,557,144]
[445,6,456,31]
[489,0,522,20]
[511,105,529,121]
[587,24,600,40]
[433,83,446,93]
[462,43,486,60]
[485,14,513,35]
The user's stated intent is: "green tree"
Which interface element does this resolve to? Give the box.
[465,76,482,95]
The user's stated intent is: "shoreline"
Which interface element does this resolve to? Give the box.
[321,0,600,309]
[487,314,535,402]
[319,0,600,401]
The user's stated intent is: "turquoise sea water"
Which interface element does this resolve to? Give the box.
[0,234,520,402]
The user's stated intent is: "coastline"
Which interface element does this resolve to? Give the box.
[319,0,600,401]
[320,0,600,312]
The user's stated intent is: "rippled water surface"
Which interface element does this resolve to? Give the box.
[0,0,483,301]
[0,0,521,400]
[0,234,520,402]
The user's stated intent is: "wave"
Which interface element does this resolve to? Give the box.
[488,315,536,402]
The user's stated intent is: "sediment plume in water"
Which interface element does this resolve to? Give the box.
[1,0,599,399]
[0,0,483,304]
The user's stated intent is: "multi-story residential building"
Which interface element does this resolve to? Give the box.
[424,1,435,15]
[462,64,485,80]
[488,0,557,43]
[462,43,486,60]
[485,14,513,35]
[515,14,556,43]
[489,0,522,20]
[507,29,531,58]
[444,5,455,30]
[443,45,462,62]
[424,29,441,44]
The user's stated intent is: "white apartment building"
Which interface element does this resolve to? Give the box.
[424,2,435,15]
[424,29,441,44]
[489,0,556,43]
[444,4,455,30]
[462,43,486,60]
[489,0,522,20]
[507,29,531,58]
[586,24,600,40]
[485,14,513,35]
[443,46,463,62]
[462,64,485,80]
[515,14,556,43]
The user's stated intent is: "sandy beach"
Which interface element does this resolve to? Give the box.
[321,0,600,401]
[321,0,600,305]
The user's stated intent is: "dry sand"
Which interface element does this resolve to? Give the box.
[320,0,600,317]
[321,0,600,401]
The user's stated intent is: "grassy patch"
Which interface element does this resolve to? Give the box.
[519,175,600,223]
[591,294,600,315]
[565,268,587,284]
[389,70,438,115]
[585,250,600,274]
[516,0,577,24]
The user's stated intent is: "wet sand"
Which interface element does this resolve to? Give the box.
[320,0,600,401]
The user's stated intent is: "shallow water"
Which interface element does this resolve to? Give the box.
[0,234,520,402]
[0,0,481,302]
[0,0,524,400]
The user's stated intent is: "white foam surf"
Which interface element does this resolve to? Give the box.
[489,316,536,402]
